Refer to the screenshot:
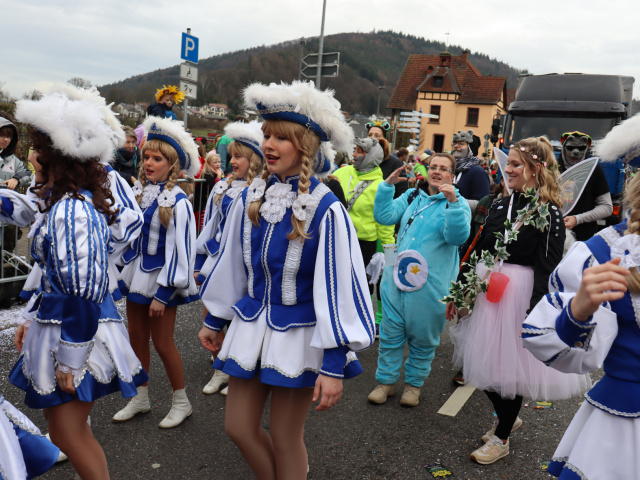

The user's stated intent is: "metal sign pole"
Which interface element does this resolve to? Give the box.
[183,98,188,129]
[316,0,327,89]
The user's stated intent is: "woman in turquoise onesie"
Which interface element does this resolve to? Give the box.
[368,153,471,407]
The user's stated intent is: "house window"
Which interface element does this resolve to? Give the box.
[433,134,445,153]
[433,76,444,88]
[466,107,479,126]
[429,105,440,124]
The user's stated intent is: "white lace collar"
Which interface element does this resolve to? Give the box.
[227,180,247,199]
[260,183,297,224]
[133,181,177,209]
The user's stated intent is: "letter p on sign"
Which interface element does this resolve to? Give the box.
[181,32,199,64]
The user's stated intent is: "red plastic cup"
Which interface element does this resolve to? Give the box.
[486,272,510,303]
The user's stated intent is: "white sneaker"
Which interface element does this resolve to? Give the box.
[112,386,150,423]
[482,416,523,443]
[45,433,68,463]
[202,370,229,394]
[159,389,192,428]
[471,436,509,465]
[220,386,228,396]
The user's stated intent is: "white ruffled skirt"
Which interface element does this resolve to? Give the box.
[547,401,640,479]
[450,262,591,400]
[214,309,363,388]
[9,319,148,408]
[120,259,199,306]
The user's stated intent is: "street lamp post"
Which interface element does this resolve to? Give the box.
[297,39,306,81]
[376,86,385,117]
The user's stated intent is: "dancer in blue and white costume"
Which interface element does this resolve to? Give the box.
[523,115,640,479]
[196,120,264,396]
[114,116,199,429]
[5,88,148,480]
[16,84,142,313]
[199,82,375,479]
[198,81,374,479]
[0,394,59,479]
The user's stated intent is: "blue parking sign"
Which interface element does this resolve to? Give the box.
[181,32,199,64]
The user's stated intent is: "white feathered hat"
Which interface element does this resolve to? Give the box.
[143,116,200,177]
[15,85,124,164]
[594,114,640,166]
[224,120,264,160]
[243,80,353,171]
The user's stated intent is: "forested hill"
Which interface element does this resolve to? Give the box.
[99,30,526,116]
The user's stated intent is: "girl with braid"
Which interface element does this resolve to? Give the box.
[197,120,264,396]
[114,116,200,429]
[198,81,374,479]
[523,116,640,479]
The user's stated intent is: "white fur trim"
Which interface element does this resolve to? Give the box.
[15,85,123,164]
[224,120,263,152]
[594,114,640,163]
[243,81,354,152]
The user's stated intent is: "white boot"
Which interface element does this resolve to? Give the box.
[202,370,229,394]
[220,386,228,396]
[112,386,150,423]
[159,389,192,429]
[45,433,68,463]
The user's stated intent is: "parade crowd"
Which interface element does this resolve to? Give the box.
[0,80,638,480]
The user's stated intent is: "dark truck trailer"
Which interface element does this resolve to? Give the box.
[502,73,634,225]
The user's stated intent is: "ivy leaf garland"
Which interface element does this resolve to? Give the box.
[441,188,550,314]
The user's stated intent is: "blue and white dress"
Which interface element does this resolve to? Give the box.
[0,394,59,480]
[194,179,246,284]
[200,175,375,388]
[523,220,640,479]
[3,192,148,408]
[18,166,143,304]
[120,181,199,306]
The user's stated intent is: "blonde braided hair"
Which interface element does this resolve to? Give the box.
[214,142,263,206]
[624,174,640,294]
[247,120,320,241]
[138,139,182,228]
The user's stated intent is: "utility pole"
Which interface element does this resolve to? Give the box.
[316,0,327,89]
[376,86,385,117]
[298,40,306,81]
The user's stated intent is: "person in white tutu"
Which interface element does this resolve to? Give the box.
[523,115,640,479]
[5,89,148,479]
[446,136,591,465]
[113,116,200,429]
[196,120,264,396]
[197,80,375,479]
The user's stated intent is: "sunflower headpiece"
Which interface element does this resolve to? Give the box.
[155,85,185,104]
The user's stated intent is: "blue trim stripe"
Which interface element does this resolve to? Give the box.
[324,212,347,346]
[113,177,134,209]
[255,103,329,142]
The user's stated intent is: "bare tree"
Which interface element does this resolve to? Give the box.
[67,77,93,89]
[0,82,14,103]
[22,90,43,101]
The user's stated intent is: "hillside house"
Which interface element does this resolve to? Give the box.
[388,51,509,157]
[200,103,230,120]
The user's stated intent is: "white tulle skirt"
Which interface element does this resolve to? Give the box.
[450,262,591,401]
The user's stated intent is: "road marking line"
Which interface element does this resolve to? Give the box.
[437,384,476,417]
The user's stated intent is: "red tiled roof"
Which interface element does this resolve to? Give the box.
[388,54,506,110]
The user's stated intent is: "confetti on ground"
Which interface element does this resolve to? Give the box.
[534,401,555,410]
[423,463,453,477]
[152,463,161,469]
[541,460,550,471]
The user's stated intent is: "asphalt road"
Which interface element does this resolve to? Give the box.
[1,300,591,480]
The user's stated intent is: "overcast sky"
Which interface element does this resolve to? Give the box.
[3,0,640,100]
